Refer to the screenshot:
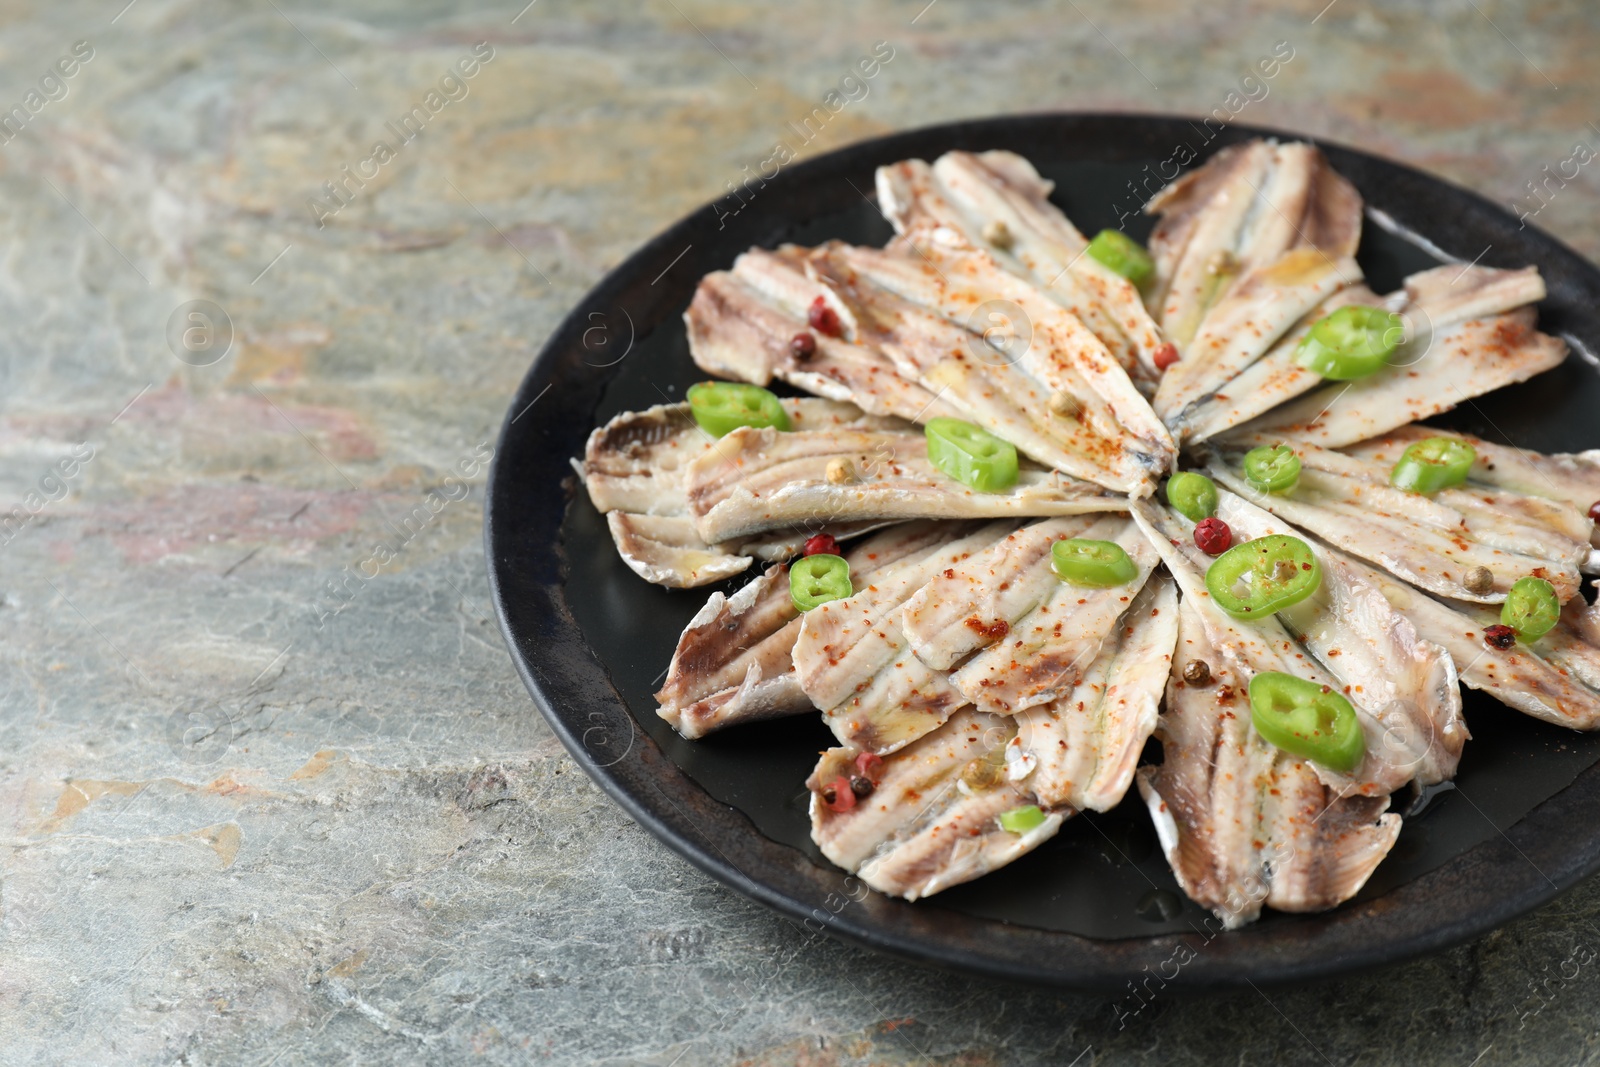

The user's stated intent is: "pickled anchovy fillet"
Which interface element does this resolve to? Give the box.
[947,515,1162,714]
[688,211,1175,493]
[1169,285,1377,444]
[1225,295,1564,450]
[876,150,1167,385]
[1152,246,1360,431]
[1130,493,1465,795]
[683,424,1125,545]
[1206,440,1588,604]
[1012,575,1178,812]
[1372,576,1600,730]
[1342,425,1600,554]
[1175,263,1548,445]
[685,249,964,425]
[794,522,1020,754]
[580,399,900,587]
[656,522,962,739]
[805,240,1175,494]
[895,513,1163,717]
[901,516,1102,672]
[1139,599,1401,928]
[808,707,1065,900]
[601,512,889,589]
[1145,140,1362,349]
[1151,205,1549,446]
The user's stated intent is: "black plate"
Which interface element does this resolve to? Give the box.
[484,113,1600,992]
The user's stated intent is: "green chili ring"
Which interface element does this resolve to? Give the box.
[686,381,792,438]
[1248,671,1365,773]
[1051,538,1139,588]
[1242,444,1302,494]
[1084,229,1155,287]
[790,554,852,612]
[1501,576,1560,643]
[1295,305,1406,381]
[1165,471,1219,522]
[998,805,1047,834]
[925,417,1019,493]
[1389,436,1476,495]
[1204,534,1322,619]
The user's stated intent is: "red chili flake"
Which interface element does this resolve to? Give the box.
[854,751,883,779]
[790,331,817,360]
[1483,624,1516,650]
[808,296,842,337]
[1589,500,1600,523]
[803,533,841,557]
[1194,517,1232,556]
[962,616,1010,640]
[1153,343,1180,371]
[822,775,856,813]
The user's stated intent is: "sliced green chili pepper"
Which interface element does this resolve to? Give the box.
[686,381,791,437]
[790,553,852,612]
[1248,672,1364,773]
[1084,229,1154,287]
[1295,305,1406,380]
[1501,576,1560,643]
[925,417,1019,493]
[998,804,1047,834]
[1242,444,1302,494]
[1388,436,1476,495]
[1165,471,1219,522]
[1052,538,1139,588]
[1204,534,1322,619]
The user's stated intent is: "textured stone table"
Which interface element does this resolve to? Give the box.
[3,1,1599,1063]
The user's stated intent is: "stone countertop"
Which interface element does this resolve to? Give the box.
[1,1,1598,1064]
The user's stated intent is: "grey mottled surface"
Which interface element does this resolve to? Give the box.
[2,1,1599,1064]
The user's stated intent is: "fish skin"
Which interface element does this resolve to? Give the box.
[948,515,1162,714]
[1372,576,1600,730]
[580,399,900,587]
[808,707,1065,900]
[1146,141,1362,349]
[794,522,1020,754]
[657,564,806,739]
[1129,493,1465,794]
[1013,575,1179,812]
[683,424,1125,545]
[656,521,963,739]
[602,512,753,589]
[1342,426,1600,553]
[1138,598,1401,928]
[1205,441,1588,604]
